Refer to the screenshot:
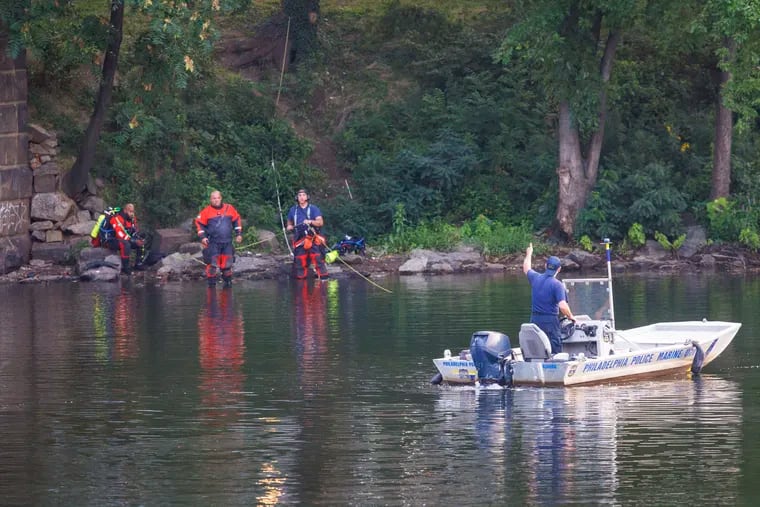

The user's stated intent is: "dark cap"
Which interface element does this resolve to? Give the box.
[545,256,561,275]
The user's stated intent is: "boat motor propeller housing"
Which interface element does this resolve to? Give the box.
[469,331,513,386]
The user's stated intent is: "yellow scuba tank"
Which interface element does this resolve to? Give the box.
[90,214,106,239]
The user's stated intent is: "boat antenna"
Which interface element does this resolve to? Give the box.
[603,238,616,329]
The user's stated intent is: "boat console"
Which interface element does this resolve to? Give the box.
[560,316,614,358]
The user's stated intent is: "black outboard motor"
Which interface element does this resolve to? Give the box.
[469,331,513,386]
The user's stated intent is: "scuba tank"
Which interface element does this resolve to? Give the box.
[90,207,120,242]
[90,214,107,239]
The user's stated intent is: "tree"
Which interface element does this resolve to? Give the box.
[282,0,319,65]
[497,0,645,239]
[68,0,123,198]
[690,1,760,199]
[4,0,250,198]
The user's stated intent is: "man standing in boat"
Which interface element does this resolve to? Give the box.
[523,243,576,354]
[286,188,329,279]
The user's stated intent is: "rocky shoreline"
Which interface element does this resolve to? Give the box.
[1,238,757,285]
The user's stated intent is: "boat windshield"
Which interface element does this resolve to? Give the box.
[563,278,612,321]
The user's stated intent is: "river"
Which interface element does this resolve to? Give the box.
[1,273,758,505]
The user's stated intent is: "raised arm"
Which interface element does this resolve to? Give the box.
[522,242,533,274]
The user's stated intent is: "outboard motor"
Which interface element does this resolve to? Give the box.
[469,331,513,386]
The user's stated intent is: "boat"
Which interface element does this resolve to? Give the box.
[431,241,742,387]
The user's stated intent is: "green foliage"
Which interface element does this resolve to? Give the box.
[98,74,318,229]
[739,227,760,252]
[704,194,760,247]
[460,215,534,257]
[654,231,686,257]
[496,0,647,137]
[626,223,646,249]
[706,198,734,239]
[705,197,741,241]
[380,209,532,255]
[576,161,688,241]
[337,12,555,236]
[579,235,594,252]
[382,204,461,253]
[11,0,760,254]
[346,129,479,228]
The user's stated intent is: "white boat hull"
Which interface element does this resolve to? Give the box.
[432,353,478,385]
[433,320,741,387]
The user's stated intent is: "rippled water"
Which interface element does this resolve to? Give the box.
[1,273,759,505]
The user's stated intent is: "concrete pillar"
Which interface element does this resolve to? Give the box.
[0,30,32,273]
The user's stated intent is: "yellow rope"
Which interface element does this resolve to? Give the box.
[237,237,274,251]
[332,254,393,293]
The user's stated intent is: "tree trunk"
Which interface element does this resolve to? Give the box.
[710,38,734,200]
[66,0,123,199]
[553,31,619,239]
[282,0,319,65]
[555,101,586,240]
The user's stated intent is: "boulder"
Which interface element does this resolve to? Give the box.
[29,220,54,231]
[566,250,603,269]
[179,242,203,254]
[79,195,106,216]
[399,256,428,275]
[154,228,191,254]
[157,252,199,275]
[62,220,96,236]
[28,123,54,144]
[679,226,707,259]
[77,247,117,273]
[31,192,77,222]
[79,265,120,282]
[253,229,281,253]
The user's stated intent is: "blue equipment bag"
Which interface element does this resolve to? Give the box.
[333,235,366,255]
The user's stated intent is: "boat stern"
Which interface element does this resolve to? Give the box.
[432,349,478,384]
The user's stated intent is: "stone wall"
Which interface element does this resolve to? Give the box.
[0,32,32,274]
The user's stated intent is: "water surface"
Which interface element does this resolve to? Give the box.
[1,273,758,505]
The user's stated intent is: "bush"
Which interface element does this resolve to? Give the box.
[739,228,760,252]
[626,223,646,248]
[381,204,461,253]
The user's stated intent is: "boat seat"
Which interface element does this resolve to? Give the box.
[519,323,552,362]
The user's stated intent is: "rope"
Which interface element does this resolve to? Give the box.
[237,236,276,251]
[272,157,294,257]
[310,225,392,293]
[271,18,294,257]
[190,240,392,293]
[332,254,393,293]
[268,16,388,293]
[275,17,291,108]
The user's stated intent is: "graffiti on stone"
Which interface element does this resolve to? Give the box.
[0,200,29,236]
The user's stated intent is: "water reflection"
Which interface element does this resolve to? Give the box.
[92,287,139,361]
[197,287,245,423]
[0,274,755,505]
[436,377,742,504]
[293,279,330,398]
